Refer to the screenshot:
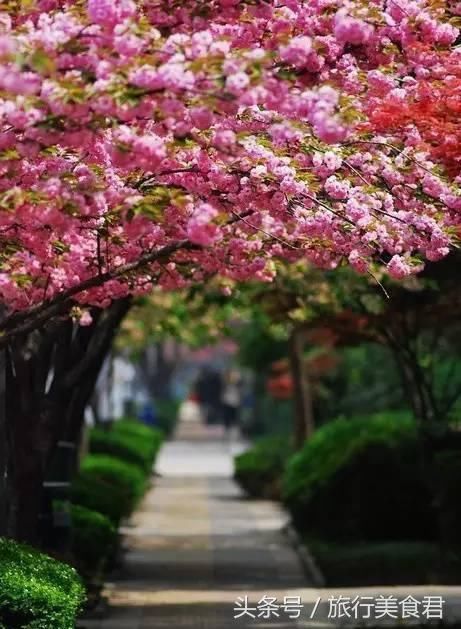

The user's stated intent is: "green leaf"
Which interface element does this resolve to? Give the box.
[29,48,56,75]
[0,148,20,161]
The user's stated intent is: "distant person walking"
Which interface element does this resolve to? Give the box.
[195,367,223,425]
[221,369,242,435]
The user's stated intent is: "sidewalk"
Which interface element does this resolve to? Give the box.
[81,425,461,628]
[81,426,310,628]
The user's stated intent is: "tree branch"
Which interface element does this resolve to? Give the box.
[0,209,254,346]
[0,239,195,346]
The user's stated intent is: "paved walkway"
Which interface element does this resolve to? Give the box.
[81,426,310,628]
[82,424,461,628]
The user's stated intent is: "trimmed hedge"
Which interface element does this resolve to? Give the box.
[68,420,164,597]
[70,505,117,576]
[234,436,292,499]
[89,421,163,474]
[114,417,163,442]
[0,537,85,629]
[114,419,163,459]
[307,539,461,586]
[282,412,436,541]
[72,454,147,525]
[72,472,124,526]
[72,420,163,546]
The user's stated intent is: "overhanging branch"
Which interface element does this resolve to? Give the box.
[0,239,195,347]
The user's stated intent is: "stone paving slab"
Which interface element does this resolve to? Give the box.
[79,430,461,629]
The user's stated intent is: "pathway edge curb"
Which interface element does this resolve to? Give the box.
[284,523,326,588]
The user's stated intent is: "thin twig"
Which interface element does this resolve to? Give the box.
[230,210,300,250]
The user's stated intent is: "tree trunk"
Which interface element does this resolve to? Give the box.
[62,299,132,447]
[384,331,440,428]
[6,334,51,544]
[4,298,132,544]
[289,326,315,449]
[9,426,44,544]
[0,321,9,536]
[139,341,176,401]
[251,372,266,436]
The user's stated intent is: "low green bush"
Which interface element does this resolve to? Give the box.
[89,421,163,474]
[308,539,461,586]
[234,436,292,499]
[282,412,436,541]
[114,417,163,441]
[114,419,163,456]
[0,537,85,629]
[70,504,117,576]
[71,473,124,525]
[72,454,147,525]
[89,428,147,472]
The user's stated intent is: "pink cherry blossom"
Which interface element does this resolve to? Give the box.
[0,0,458,326]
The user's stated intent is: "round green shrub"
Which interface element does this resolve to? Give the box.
[81,454,147,502]
[114,418,164,443]
[115,420,163,461]
[72,454,147,525]
[0,537,85,629]
[114,418,151,437]
[89,421,163,474]
[89,428,151,473]
[234,436,292,499]
[72,472,124,525]
[70,504,117,575]
[282,412,436,541]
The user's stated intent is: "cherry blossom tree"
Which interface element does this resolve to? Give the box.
[0,0,459,342]
[369,48,461,179]
[0,0,460,541]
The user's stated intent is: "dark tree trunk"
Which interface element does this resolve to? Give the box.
[0,320,9,536]
[139,341,176,401]
[400,354,438,425]
[4,298,132,544]
[383,327,440,428]
[5,330,57,544]
[8,424,43,544]
[289,327,315,450]
[60,298,132,447]
[251,372,266,436]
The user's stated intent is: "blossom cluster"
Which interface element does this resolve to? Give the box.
[369,48,461,179]
[0,0,459,316]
